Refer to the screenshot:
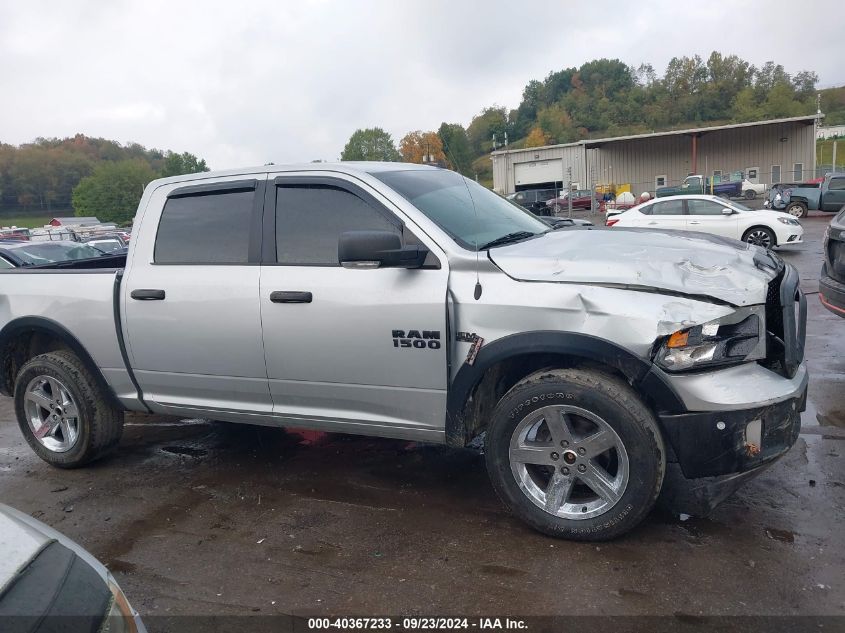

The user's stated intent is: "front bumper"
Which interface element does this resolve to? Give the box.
[658,386,806,479]
[820,264,845,317]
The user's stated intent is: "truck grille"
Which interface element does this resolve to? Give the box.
[762,264,806,378]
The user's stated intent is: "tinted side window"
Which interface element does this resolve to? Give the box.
[829,178,845,191]
[651,200,686,215]
[275,184,399,265]
[0,256,14,269]
[155,189,253,263]
[686,200,726,215]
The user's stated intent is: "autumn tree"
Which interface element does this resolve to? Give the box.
[340,128,401,161]
[71,160,156,224]
[399,130,446,165]
[524,127,551,148]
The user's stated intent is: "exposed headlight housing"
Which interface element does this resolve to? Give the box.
[655,313,765,372]
[103,578,140,633]
[778,217,800,226]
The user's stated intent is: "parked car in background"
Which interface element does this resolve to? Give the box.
[820,206,845,317]
[607,195,803,249]
[506,188,558,215]
[741,179,767,200]
[545,189,598,213]
[0,503,145,631]
[657,175,742,199]
[0,240,111,267]
[764,172,845,218]
[84,237,127,253]
[544,216,594,229]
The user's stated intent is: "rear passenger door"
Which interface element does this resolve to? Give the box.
[259,174,449,439]
[685,198,739,239]
[641,199,687,231]
[122,175,272,416]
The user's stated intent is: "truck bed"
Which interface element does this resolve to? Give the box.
[24,253,127,270]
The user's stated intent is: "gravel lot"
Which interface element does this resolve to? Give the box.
[0,212,842,626]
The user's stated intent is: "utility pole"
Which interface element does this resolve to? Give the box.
[567,166,573,219]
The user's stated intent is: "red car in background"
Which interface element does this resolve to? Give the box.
[545,189,599,213]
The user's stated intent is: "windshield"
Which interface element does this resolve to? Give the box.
[728,200,753,212]
[11,242,106,265]
[374,169,549,250]
[88,240,123,252]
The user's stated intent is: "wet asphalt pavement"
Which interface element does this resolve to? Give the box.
[0,212,843,624]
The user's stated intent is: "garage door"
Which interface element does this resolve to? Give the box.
[514,159,563,187]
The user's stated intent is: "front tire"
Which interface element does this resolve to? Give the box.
[744,189,757,200]
[485,368,665,541]
[742,226,776,249]
[14,351,123,468]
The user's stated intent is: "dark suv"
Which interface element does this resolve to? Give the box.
[820,206,845,317]
[506,188,559,215]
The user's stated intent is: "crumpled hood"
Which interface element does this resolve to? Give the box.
[488,228,779,306]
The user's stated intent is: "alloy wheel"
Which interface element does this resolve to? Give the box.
[23,376,80,453]
[745,230,772,248]
[509,405,629,520]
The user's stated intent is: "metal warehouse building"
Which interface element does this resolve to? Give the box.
[491,115,818,196]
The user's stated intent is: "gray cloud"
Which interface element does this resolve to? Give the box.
[1,0,842,169]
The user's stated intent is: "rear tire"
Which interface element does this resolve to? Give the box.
[484,368,665,541]
[14,351,123,468]
[785,201,807,218]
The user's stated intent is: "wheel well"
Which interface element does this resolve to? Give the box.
[459,353,631,444]
[1,329,74,395]
[0,323,119,408]
[742,224,778,245]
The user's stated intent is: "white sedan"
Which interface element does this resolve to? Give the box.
[607,194,803,249]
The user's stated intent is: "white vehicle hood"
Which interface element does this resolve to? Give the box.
[488,228,779,306]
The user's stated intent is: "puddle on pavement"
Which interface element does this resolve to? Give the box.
[107,559,137,574]
[478,564,528,577]
[160,446,208,458]
[764,527,796,543]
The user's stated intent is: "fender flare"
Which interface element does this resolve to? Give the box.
[0,316,120,405]
[444,331,686,446]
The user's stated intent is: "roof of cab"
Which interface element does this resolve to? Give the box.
[148,161,439,188]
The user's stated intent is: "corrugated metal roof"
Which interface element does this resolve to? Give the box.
[492,115,821,155]
[50,217,101,225]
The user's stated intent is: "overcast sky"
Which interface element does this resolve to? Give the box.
[1,0,843,168]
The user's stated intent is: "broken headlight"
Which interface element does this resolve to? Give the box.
[655,314,763,372]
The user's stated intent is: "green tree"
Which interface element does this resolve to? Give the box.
[732,87,762,122]
[340,128,401,161]
[71,159,156,224]
[437,123,473,175]
[466,106,509,155]
[159,151,209,177]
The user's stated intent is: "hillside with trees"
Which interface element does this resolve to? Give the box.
[0,135,208,225]
[343,52,845,186]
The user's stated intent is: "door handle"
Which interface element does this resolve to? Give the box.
[689,221,701,225]
[270,291,312,304]
[648,221,658,225]
[131,289,165,300]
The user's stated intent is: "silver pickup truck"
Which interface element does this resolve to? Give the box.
[0,163,808,540]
